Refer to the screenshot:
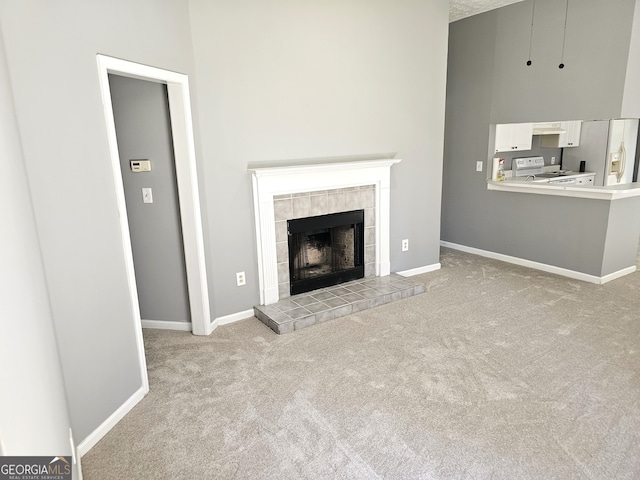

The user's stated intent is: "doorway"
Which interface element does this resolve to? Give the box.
[96,55,212,393]
[108,74,191,329]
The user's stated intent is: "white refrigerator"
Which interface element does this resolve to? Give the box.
[562,119,639,186]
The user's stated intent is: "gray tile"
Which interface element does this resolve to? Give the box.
[269,310,294,323]
[352,299,372,313]
[276,241,289,264]
[388,291,402,302]
[315,310,335,323]
[371,285,396,295]
[311,291,336,302]
[292,191,310,198]
[328,287,352,296]
[287,307,313,320]
[276,322,294,334]
[278,283,290,299]
[332,304,353,319]
[361,188,375,208]
[327,191,346,213]
[365,276,392,285]
[401,287,415,299]
[294,315,316,330]
[304,302,331,314]
[256,304,281,316]
[358,288,379,299]
[389,277,412,288]
[275,299,299,312]
[365,263,375,277]
[342,292,365,303]
[323,296,348,308]
[370,295,387,308]
[292,195,311,219]
[344,190,360,210]
[292,295,318,307]
[267,317,279,332]
[365,208,375,227]
[310,193,328,216]
[365,226,375,246]
[275,221,288,243]
[365,245,375,264]
[414,284,426,294]
[277,262,289,284]
[253,308,269,325]
[273,194,292,200]
[274,198,293,222]
[344,283,368,293]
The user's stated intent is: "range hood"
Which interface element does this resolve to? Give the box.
[532,123,566,135]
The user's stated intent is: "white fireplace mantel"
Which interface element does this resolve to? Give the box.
[249,157,401,305]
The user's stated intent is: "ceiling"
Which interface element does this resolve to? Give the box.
[449,0,525,22]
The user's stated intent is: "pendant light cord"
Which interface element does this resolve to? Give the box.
[559,0,569,68]
[527,0,536,65]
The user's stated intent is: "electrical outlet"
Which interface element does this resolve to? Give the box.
[551,156,556,165]
[236,271,246,286]
[402,239,409,252]
[476,161,483,172]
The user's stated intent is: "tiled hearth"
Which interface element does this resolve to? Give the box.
[254,273,425,334]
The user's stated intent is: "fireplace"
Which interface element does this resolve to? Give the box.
[248,156,401,305]
[288,210,364,295]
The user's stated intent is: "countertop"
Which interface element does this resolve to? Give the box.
[487,177,640,200]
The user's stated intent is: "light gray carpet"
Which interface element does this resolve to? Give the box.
[82,248,640,479]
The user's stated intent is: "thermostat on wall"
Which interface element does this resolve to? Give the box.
[130,159,151,172]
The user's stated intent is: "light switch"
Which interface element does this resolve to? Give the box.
[142,187,153,204]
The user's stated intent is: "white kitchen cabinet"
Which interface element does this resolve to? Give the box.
[540,121,582,148]
[495,123,533,153]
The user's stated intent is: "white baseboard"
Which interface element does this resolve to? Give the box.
[141,319,192,331]
[600,266,637,283]
[440,241,636,284]
[209,308,255,331]
[397,263,441,277]
[78,385,146,457]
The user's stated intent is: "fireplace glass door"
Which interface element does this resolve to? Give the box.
[288,210,364,295]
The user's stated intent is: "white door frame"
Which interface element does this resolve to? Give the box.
[96,55,212,365]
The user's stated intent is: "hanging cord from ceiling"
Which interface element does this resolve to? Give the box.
[526,0,536,66]
[559,0,569,68]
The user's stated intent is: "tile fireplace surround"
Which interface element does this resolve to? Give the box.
[249,157,401,307]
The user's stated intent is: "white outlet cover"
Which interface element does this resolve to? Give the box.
[476,161,483,172]
[142,187,153,204]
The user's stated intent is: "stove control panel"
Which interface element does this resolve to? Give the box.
[512,156,545,176]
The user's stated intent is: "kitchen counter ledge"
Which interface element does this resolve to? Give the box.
[487,179,640,200]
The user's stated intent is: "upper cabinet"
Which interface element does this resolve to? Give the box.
[540,121,582,148]
[494,123,533,153]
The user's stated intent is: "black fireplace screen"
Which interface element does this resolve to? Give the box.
[288,210,364,295]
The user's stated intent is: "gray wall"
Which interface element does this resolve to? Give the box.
[0,29,73,461]
[0,0,196,443]
[0,0,450,448]
[601,197,640,275]
[109,75,190,323]
[188,0,450,312]
[490,0,635,123]
[442,0,639,277]
[622,0,640,118]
